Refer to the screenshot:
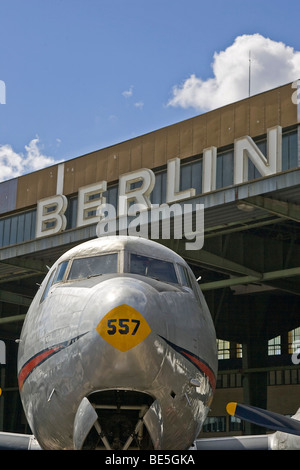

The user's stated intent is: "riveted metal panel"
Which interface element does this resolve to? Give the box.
[74,154,96,188]
[166,123,180,158]
[280,82,298,127]
[249,94,266,136]
[64,157,78,194]
[206,109,221,147]
[130,136,143,171]
[220,106,235,147]
[234,100,249,138]
[179,120,193,159]
[64,160,76,194]
[192,114,207,155]
[115,143,131,177]
[141,133,155,168]
[95,149,109,182]
[16,167,57,210]
[265,88,280,128]
[64,147,113,195]
[107,150,119,182]
[84,154,99,186]
[64,153,101,195]
[153,129,167,167]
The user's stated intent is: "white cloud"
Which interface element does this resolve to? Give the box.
[168,34,300,112]
[0,136,57,182]
[122,85,134,98]
[134,101,144,109]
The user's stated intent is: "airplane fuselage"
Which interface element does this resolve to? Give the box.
[17,236,217,450]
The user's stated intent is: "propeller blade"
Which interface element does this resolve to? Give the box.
[226,402,300,436]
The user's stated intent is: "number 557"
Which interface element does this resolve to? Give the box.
[107,318,140,336]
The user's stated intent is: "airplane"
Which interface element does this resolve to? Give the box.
[0,235,300,450]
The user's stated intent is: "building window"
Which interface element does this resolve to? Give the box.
[217,372,243,388]
[268,368,300,386]
[288,327,300,354]
[268,335,281,355]
[236,343,243,358]
[217,339,230,359]
[229,416,243,432]
[202,416,226,433]
[217,340,242,359]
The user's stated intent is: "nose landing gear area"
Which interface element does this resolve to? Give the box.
[74,390,155,450]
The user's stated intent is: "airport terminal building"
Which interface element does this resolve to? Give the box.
[0,81,299,437]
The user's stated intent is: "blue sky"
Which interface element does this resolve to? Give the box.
[1,0,300,180]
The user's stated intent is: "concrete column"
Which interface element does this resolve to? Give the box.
[241,297,268,435]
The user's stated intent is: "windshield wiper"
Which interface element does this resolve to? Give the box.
[87,273,104,279]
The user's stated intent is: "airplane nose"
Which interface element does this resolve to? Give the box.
[79,277,167,389]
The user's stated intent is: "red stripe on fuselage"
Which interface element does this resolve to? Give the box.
[18,347,61,390]
[18,333,88,391]
[158,335,216,392]
[181,351,216,391]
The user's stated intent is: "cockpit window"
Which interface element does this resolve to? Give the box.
[40,269,56,303]
[40,260,70,303]
[129,254,178,284]
[177,264,193,288]
[53,261,69,284]
[67,253,118,280]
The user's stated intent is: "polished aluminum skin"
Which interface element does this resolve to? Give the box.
[17,236,217,450]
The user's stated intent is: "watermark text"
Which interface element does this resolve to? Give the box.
[96,199,204,250]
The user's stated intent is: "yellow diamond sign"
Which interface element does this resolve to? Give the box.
[96,304,151,352]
